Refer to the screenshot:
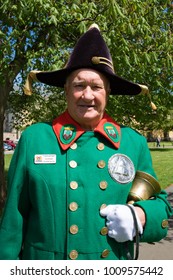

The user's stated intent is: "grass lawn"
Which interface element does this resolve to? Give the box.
[150,149,173,188]
[4,154,12,180]
[4,147,173,190]
[4,153,12,170]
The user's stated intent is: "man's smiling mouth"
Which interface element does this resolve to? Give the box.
[79,105,95,108]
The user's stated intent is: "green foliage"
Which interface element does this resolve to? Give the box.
[9,88,67,129]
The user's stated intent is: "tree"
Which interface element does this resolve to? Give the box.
[0,0,173,208]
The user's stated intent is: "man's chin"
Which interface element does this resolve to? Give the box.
[79,112,98,120]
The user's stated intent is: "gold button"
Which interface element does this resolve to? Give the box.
[97,143,105,151]
[70,225,79,234]
[70,143,77,150]
[69,250,78,260]
[100,227,108,235]
[99,181,108,190]
[70,181,78,190]
[69,202,78,211]
[100,204,107,211]
[161,219,168,228]
[98,160,106,168]
[101,249,110,258]
[69,160,77,168]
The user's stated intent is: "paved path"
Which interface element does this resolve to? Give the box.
[139,185,173,260]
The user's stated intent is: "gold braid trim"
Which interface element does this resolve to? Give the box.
[91,56,114,72]
[138,84,157,110]
[23,70,41,95]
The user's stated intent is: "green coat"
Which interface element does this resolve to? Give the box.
[0,111,172,260]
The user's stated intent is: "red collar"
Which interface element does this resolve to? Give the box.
[52,110,121,150]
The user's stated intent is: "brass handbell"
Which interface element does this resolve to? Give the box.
[127,171,161,204]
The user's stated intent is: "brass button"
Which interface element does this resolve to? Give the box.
[98,160,106,168]
[69,160,77,168]
[69,202,78,211]
[100,204,107,211]
[99,181,108,190]
[100,227,108,235]
[70,143,77,150]
[69,250,78,260]
[161,219,168,228]
[101,249,110,258]
[70,181,78,190]
[70,225,79,234]
[97,143,105,151]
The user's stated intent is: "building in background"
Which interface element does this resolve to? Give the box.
[3,111,21,142]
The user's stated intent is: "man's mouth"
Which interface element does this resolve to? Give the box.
[79,105,95,108]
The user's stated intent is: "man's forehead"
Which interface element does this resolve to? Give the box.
[68,68,109,83]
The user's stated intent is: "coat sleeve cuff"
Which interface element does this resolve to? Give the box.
[134,192,172,242]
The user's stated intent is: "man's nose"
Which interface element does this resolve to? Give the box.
[82,86,94,101]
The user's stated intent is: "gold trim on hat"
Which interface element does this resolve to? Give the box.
[23,70,41,95]
[91,56,114,71]
[138,84,157,110]
[88,23,100,31]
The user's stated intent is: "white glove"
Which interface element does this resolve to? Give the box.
[100,204,143,242]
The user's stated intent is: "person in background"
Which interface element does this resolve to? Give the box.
[0,24,172,260]
[156,136,161,147]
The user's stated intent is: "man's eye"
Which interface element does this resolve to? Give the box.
[93,85,102,90]
[74,84,84,89]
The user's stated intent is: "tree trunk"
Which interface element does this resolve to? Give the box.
[163,131,170,141]
[0,111,6,213]
[0,85,11,212]
[0,61,23,213]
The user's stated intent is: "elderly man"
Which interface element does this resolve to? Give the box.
[0,24,172,260]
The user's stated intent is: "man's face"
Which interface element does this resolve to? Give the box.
[65,69,110,130]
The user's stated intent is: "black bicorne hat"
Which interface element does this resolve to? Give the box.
[24,24,155,105]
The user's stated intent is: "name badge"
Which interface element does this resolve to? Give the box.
[34,154,56,164]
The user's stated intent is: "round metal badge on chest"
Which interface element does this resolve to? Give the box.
[108,154,135,184]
